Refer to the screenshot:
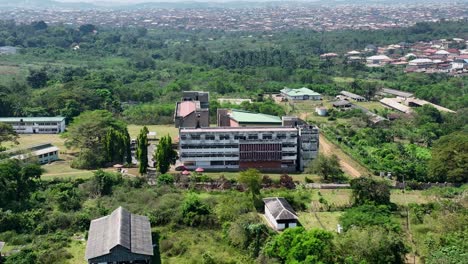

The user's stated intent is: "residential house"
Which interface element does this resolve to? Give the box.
[263,197,298,230]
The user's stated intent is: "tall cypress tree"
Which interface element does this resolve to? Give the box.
[154,135,177,174]
[124,130,132,165]
[137,126,149,175]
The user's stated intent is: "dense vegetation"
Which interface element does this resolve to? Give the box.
[0,18,467,263]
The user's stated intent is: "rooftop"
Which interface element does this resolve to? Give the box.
[180,126,297,133]
[0,116,66,122]
[281,87,321,97]
[229,109,282,124]
[263,197,298,220]
[85,207,153,260]
[176,101,199,118]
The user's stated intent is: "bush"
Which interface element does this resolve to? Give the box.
[157,174,175,186]
[181,194,214,227]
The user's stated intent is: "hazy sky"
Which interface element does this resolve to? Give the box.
[56,0,286,2]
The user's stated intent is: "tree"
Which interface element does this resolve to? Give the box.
[157,174,174,186]
[238,169,263,209]
[335,226,408,264]
[0,123,18,150]
[0,159,42,208]
[26,68,48,88]
[339,204,400,232]
[181,194,212,226]
[263,227,335,263]
[154,135,177,174]
[87,169,123,197]
[350,177,391,206]
[64,110,128,169]
[428,132,468,183]
[136,126,149,175]
[308,154,345,182]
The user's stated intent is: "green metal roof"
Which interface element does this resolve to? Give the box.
[230,109,282,124]
[281,87,321,97]
[0,117,65,122]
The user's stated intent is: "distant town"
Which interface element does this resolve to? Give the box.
[1,1,466,31]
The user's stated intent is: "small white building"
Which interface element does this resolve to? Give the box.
[263,197,298,230]
[280,87,321,101]
[10,143,60,164]
[0,117,66,134]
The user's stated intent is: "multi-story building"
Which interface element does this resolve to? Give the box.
[174,91,209,128]
[0,117,66,134]
[178,117,319,172]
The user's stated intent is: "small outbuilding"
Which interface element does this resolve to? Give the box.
[263,197,298,231]
[85,207,153,264]
[332,100,353,109]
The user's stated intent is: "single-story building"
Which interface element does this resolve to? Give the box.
[366,55,392,66]
[85,207,153,264]
[340,91,366,102]
[0,117,66,134]
[217,109,282,127]
[8,143,59,164]
[263,197,298,230]
[332,100,353,109]
[280,87,321,101]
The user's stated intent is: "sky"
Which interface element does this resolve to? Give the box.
[55,0,304,3]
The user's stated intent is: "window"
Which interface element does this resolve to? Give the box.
[180,135,187,140]
[211,161,224,166]
[220,134,230,140]
[190,134,200,140]
[248,134,258,140]
[277,134,286,139]
[234,135,246,140]
[290,133,297,138]
[205,135,215,140]
[262,134,272,140]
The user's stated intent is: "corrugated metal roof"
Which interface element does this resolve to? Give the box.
[85,207,153,260]
[281,87,321,97]
[0,117,65,122]
[263,197,298,220]
[230,109,282,124]
[380,98,412,114]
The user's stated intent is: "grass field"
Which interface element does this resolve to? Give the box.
[127,124,179,139]
[299,211,343,232]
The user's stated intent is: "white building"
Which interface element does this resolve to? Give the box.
[0,117,66,134]
[10,143,59,164]
[263,197,298,230]
[179,120,319,172]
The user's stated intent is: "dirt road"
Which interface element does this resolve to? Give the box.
[319,133,368,178]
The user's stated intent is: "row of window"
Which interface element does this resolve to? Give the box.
[180,133,298,141]
[38,151,57,159]
[11,122,60,126]
[39,128,58,132]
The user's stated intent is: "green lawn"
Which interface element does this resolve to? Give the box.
[127,124,179,139]
[299,211,343,232]
[41,161,95,180]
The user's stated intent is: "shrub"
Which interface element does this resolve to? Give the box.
[157,174,175,186]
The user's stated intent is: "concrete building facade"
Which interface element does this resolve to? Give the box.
[179,120,318,172]
[0,117,66,134]
[174,91,210,128]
